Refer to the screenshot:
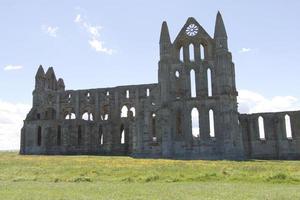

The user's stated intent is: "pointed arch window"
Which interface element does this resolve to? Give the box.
[130,107,136,117]
[207,68,212,97]
[99,125,103,145]
[179,47,184,62]
[209,110,215,137]
[190,69,196,98]
[285,114,292,139]
[120,124,125,144]
[86,92,91,102]
[152,113,157,142]
[68,94,72,103]
[121,105,128,118]
[191,108,200,138]
[82,112,93,121]
[258,116,265,140]
[200,44,205,60]
[189,44,195,61]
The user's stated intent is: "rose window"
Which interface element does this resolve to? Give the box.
[186,24,199,36]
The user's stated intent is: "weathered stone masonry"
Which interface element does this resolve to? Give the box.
[20,12,300,160]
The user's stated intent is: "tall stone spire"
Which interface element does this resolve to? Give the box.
[214,11,228,50]
[45,67,56,79]
[35,65,45,78]
[159,21,171,44]
[45,67,57,90]
[57,78,65,91]
[159,21,172,60]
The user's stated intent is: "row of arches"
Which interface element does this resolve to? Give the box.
[191,108,215,138]
[258,114,293,140]
[63,106,138,121]
[189,68,212,98]
[179,43,205,62]
[66,88,152,104]
[64,112,110,121]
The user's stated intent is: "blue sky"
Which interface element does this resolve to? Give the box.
[1,0,300,149]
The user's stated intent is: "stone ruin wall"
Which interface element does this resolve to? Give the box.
[239,111,300,160]
[21,82,161,155]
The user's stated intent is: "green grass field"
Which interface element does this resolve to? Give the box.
[0,152,300,199]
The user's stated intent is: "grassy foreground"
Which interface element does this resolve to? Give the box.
[0,152,300,199]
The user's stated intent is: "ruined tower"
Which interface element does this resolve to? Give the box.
[157,13,243,159]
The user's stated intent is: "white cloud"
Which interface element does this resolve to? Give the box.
[41,25,59,37]
[238,89,300,114]
[89,38,113,55]
[0,100,30,150]
[88,25,102,37]
[239,48,251,53]
[3,65,23,71]
[74,14,114,55]
[74,14,82,23]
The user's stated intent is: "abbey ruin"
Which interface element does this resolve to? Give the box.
[20,12,300,160]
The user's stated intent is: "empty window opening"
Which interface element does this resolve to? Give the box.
[86,92,91,102]
[81,112,93,121]
[209,109,215,137]
[175,71,180,78]
[70,113,76,119]
[130,107,136,117]
[101,114,109,120]
[121,105,128,118]
[285,114,292,139]
[66,112,76,120]
[176,111,182,135]
[190,69,196,98]
[37,126,42,146]
[200,44,205,60]
[37,113,41,120]
[152,113,156,142]
[68,94,71,103]
[82,112,89,121]
[57,125,61,146]
[179,47,184,62]
[258,116,265,140]
[207,68,212,97]
[189,44,195,61]
[146,88,150,97]
[120,124,125,144]
[99,125,103,145]
[78,126,82,145]
[126,90,130,99]
[191,108,200,138]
